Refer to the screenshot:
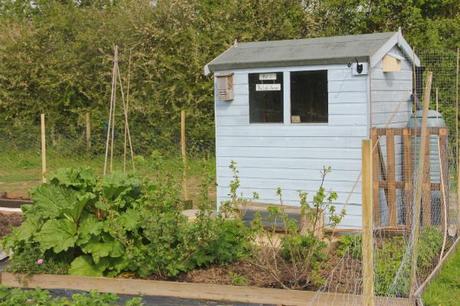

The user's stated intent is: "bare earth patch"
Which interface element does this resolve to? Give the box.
[0,212,22,238]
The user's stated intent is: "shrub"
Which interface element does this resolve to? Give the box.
[248,166,341,289]
[336,234,362,259]
[2,168,252,278]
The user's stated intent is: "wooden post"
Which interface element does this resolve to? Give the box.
[439,128,449,215]
[181,110,189,201]
[438,128,449,261]
[371,129,380,226]
[386,129,397,226]
[410,71,432,297]
[362,139,374,306]
[85,112,91,151]
[456,48,459,230]
[40,113,47,183]
[422,131,431,226]
[403,128,413,227]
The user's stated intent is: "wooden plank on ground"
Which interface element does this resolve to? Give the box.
[0,273,413,306]
[386,129,397,226]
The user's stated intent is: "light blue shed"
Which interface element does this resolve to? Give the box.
[205,30,420,228]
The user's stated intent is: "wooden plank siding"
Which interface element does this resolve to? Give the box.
[370,46,413,226]
[214,46,414,229]
[215,64,368,228]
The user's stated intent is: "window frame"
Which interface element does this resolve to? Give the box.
[246,67,330,126]
[289,70,329,124]
[248,71,285,124]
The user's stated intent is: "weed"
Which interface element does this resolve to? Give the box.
[229,272,249,286]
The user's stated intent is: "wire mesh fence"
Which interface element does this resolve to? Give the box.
[0,108,216,204]
[312,49,459,304]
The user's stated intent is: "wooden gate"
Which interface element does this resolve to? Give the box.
[371,127,449,227]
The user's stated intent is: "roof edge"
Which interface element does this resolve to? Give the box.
[206,56,370,74]
[369,29,420,67]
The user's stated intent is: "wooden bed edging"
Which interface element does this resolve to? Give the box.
[0,272,413,306]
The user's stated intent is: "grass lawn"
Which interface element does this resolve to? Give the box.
[422,242,460,306]
[0,148,216,204]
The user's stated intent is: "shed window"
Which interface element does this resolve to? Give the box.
[290,71,328,123]
[249,72,284,123]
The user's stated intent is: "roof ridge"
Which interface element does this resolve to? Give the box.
[235,32,397,47]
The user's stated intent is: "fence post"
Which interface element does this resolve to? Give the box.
[456,47,459,230]
[40,113,47,183]
[181,110,189,202]
[386,129,396,226]
[362,139,374,306]
[85,112,91,151]
[410,71,432,296]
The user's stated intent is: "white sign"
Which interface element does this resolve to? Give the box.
[259,73,277,80]
[256,84,281,91]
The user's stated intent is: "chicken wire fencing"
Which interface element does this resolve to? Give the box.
[311,49,459,305]
[0,106,214,200]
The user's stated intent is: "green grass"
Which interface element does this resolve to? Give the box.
[0,148,216,203]
[422,243,460,306]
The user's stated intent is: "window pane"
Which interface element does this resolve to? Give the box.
[290,71,328,123]
[249,72,284,123]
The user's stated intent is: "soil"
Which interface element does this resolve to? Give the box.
[0,212,23,238]
[179,255,363,294]
[179,261,279,288]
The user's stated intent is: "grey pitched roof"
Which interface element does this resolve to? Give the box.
[205,31,418,74]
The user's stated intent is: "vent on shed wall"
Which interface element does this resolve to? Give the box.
[216,73,234,101]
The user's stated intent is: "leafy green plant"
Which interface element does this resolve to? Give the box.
[3,167,251,279]
[220,161,259,218]
[229,272,249,286]
[336,234,362,259]
[0,286,143,306]
[248,166,340,289]
[334,227,442,297]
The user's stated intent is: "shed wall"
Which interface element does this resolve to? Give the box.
[215,64,369,228]
[370,46,413,225]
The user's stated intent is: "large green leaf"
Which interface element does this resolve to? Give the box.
[115,208,140,231]
[81,237,124,264]
[50,168,96,190]
[69,255,107,277]
[35,219,78,253]
[31,185,92,222]
[101,173,141,208]
[15,217,41,242]
[77,215,103,245]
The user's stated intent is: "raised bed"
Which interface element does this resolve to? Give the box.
[0,193,32,210]
[0,272,413,306]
